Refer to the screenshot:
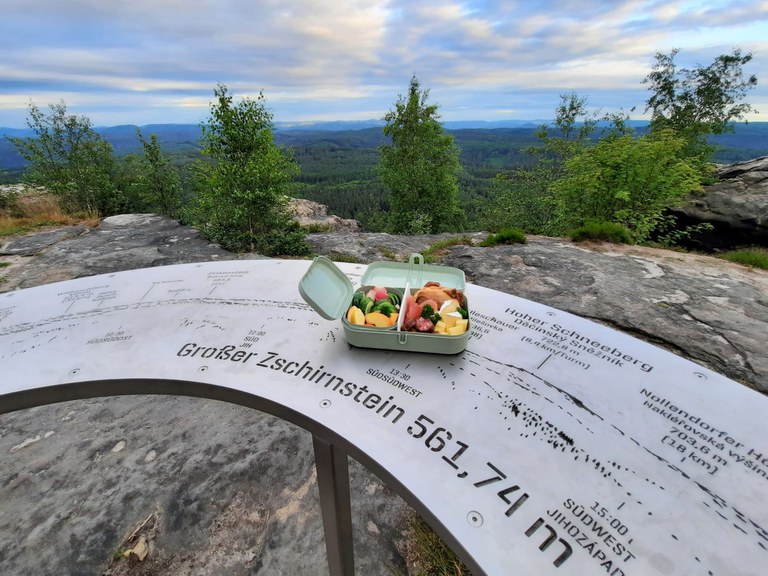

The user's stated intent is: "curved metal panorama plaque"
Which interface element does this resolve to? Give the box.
[1,260,766,576]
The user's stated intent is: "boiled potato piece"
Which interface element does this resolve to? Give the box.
[365,311,392,327]
[347,306,365,325]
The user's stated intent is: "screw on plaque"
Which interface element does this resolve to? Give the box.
[320,399,332,408]
[198,366,209,373]
[694,372,708,380]
[69,368,81,376]
[467,511,483,527]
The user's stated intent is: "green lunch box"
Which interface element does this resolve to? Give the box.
[299,253,469,354]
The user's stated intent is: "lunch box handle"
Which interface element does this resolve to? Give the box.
[406,253,424,289]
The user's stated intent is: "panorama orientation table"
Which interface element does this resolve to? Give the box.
[0,258,766,576]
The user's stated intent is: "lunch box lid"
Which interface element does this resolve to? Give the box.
[299,256,354,320]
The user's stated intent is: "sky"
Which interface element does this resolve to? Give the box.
[1,0,767,128]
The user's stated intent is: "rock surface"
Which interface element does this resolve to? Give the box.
[306,231,768,393]
[289,198,361,232]
[1,216,767,576]
[673,156,768,250]
[0,219,406,576]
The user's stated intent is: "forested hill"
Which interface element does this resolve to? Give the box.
[2,121,767,171]
[2,121,767,229]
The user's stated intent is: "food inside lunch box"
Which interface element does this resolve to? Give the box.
[345,282,468,335]
[401,281,468,335]
[346,286,401,328]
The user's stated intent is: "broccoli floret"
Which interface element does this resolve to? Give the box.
[421,304,440,323]
[457,307,468,319]
[372,300,397,317]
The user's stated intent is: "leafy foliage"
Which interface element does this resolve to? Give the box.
[132,131,184,218]
[482,167,558,234]
[379,76,465,234]
[486,49,756,245]
[192,84,308,255]
[483,93,596,234]
[0,186,18,211]
[645,48,758,136]
[2,48,759,246]
[8,102,122,215]
[644,48,758,167]
[553,130,702,242]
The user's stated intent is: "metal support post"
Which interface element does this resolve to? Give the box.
[313,435,355,576]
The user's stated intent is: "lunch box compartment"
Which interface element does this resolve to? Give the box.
[299,253,469,354]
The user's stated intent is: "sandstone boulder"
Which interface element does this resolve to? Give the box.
[289,197,361,232]
[672,156,768,250]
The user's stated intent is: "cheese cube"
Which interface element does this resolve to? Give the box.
[439,299,460,315]
[441,311,462,328]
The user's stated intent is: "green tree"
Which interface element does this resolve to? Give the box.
[133,131,183,218]
[644,48,758,163]
[534,92,598,159]
[379,75,464,234]
[553,129,702,242]
[8,101,120,215]
[192,84,307,255]
[484,93,596,234]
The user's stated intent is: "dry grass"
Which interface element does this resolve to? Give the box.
[397,510,472,576]
[0,187,98,237]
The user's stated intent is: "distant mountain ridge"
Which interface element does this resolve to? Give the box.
[1,121,767,171]
[0,118,547,137]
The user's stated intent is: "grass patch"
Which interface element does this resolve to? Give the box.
[570,221,634,244]
[400,511,471,576]
[326,251,361,263]
[422,235,474,263]
[0,261,11,268]
[302,223,335,233]
[719,247,768,270]
[479,228,526,247]
[380,249,401,261]
[0,191,97,237]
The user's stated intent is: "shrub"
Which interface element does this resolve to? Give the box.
[259,226,312,258]
[553,130,701,242]
[570,221,635,244]
[480,228,527,247]
[719,248,768,270]
[0,187,19,212]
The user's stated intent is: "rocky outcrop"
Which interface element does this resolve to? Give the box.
[289,197,361,231]
[0,214,245,290]
[307,231,768,393]
[2,216,767,575]
[672,156,768,250]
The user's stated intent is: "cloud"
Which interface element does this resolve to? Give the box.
[0,0,764,126]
